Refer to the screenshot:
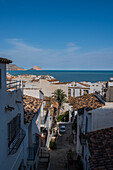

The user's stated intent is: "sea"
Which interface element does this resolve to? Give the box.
[7,70,113,83]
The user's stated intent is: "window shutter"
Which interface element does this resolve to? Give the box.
[8,114,21,146]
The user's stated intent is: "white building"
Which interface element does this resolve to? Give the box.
[23,78,69,98]
[0,58,26,170]
[0,58,45,170]
[68,81,105,98]
[69,93,113,169]
[68,82,90,97]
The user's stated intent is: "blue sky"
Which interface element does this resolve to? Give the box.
[0,0,113,70]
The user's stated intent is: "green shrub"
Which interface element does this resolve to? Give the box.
[57,111,69,122]
[49,140,54,149]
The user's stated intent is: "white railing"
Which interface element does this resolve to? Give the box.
[7,80,21,90]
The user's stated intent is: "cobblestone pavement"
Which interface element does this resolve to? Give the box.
[49,123,76,170]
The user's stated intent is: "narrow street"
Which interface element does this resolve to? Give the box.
[49,123,76,170]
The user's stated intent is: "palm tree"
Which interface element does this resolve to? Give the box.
[52,89,67,116]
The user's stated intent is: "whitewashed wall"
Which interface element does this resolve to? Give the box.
[23,89,40,98]
[0,63,26,170]
[91,102,113,131]
[75,89,80,97]
[24,79,68,98]
[0,89,24,170]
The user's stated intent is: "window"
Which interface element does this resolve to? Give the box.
[8,114,25,155]
[84,90,88,95]
[68,89,71,96]
[8,114,21,147]
[80,89,81,96]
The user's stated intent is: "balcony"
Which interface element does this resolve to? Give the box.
[7,80,21,91]
[8,128,25,155]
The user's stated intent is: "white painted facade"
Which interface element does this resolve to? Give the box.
[108,81,113,87]
[0,61,44,170]
[23,88,43,99]
[68,81,105,98]
[0,63,25,170]
[90,102,113,131]
[23,79,69,97]
[89,82,105,95]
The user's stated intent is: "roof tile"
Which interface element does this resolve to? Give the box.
[0,57,12,64]
[23,95,42,124]
[68,93,104,111]
[86,127,113,170]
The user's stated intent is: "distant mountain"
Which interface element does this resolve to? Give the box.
[6,64,26,71]
[28,66,42,71]
[33,66,42,70]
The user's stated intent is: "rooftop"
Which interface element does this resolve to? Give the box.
[23,95,42,124]
[43,96,58,110]
[77,82,90,87]
[87,127,113,170]
[47,79,59,82]
[68,93,104,111]
[68,86,90,89]
[0,57,12,64]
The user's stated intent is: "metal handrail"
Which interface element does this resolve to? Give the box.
[8,128,26,155]
[7,80,20,85]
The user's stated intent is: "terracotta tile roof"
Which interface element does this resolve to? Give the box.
[44,101,51,110]
[86,127,113,170]
[23,95,42,124]
[78,82,90,87]
[0,57,12,64]
[43,96,50,101]
[43,96,58,110]
[50,107,54,116]
[68,93,104,111]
